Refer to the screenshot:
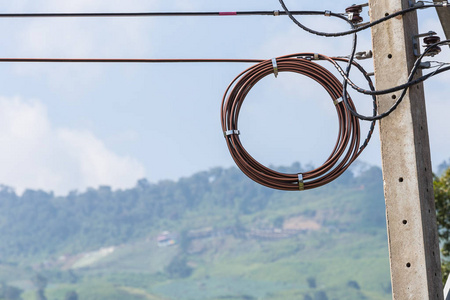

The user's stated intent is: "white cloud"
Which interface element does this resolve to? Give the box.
[0,96,145,195]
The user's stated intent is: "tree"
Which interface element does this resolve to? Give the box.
[179,229,191,254]
[232,215,247,239]
[64,291,78,300]
[0,282,23,300]
[433,168,450,283]
[314,290,328,300]
[347,280,360,290]
[35,289,47,300]
[306,277,317,289]
[165,256,193,279]
[31,273,47,290]
[32,273,47,300]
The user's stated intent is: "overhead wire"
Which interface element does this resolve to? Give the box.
[273,0,450,121]
[0,6,446,116]
[278,0,446,37]
[0,58,263,64]
[218,8,378,190]
[0,10,356,18]
[1,3,449,189]
[221,1,450,188]
[221,53,377,190]
[341,40,450,121]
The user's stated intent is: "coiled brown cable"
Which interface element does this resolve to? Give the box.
[221,53,374,191]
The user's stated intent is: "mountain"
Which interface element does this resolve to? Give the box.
[0,163,391,300]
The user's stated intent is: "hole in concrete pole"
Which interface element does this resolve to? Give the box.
[399,177,404,182]
[385,12,389,16]
[402,220,407,225]
[406,263,411,268]
[388,54,393,59]
[391,94,397,99]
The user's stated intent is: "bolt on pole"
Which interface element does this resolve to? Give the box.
[368,0,444,299]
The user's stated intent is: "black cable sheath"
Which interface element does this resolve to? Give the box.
[1,5,448,122]
[342,40,450,121]
[327,41,450,96]
[0,58,262,63]
[0,10,349,18]
[221,55,365,190]
[278,0,443,37]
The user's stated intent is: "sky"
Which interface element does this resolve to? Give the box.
[0,0,448,195]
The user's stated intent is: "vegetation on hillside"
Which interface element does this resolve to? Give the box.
[434,167,450,283]
[0,163,384,260]
[0,162,394,299]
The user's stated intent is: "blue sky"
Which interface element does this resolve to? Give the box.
[0,0,448,195]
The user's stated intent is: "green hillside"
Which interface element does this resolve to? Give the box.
[0,163,391,300]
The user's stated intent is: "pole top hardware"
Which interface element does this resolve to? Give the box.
[413,31,438,56]
[423,35,442,57]
[345,4,367,23]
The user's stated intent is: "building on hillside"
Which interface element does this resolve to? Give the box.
[157,231,177,247]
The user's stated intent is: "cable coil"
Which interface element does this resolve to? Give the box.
[221,54,375,190]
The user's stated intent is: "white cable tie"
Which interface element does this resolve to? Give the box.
[298,174,304,191]
[272,58,279,78]
[313,53,319,60]
[334,97,343,105]
[324,10,331,17]
[444,0,448,6]
[273,10,280,16]
[224,130,240,137]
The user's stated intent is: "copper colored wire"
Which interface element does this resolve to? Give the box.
[0,54,375,191]
[221,53,374,191]
[0,58,262,63]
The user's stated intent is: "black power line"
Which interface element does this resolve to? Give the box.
[0,58,262,63]
[278,0,446,37]
[0,10,333,18]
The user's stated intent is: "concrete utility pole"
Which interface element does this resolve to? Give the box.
[368,0,444,299]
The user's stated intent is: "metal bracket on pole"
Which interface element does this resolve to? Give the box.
[355,50,373,60]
